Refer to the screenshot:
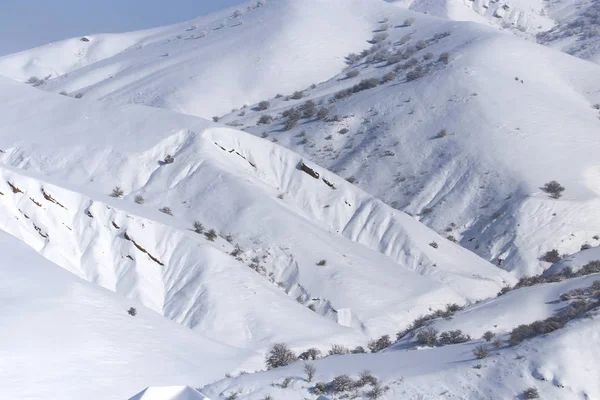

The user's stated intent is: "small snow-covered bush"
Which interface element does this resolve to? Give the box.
[483,331,495,342]
[317,259,327,266]
[356,370,378,387]
[110,186,124,198]
[368,335,391,353]
[299,348,321,360]
[159,206,173,216]
[541,249,561,263]
[417,327,438,347]
[204,229,217,241]
[523,387,540,399]
[163,154,175,164]
[258,114,273,125]
[193,221,204,234]
[134,195,144,204]
[265,343,297,369]
[328,344,349,355]
[473,345,489,359]
[330,375,354,392]
[346,69,360,78]
[127,307,137,316]
[257,100,270,110]
[438,330,471,345]
[291,91,304,100]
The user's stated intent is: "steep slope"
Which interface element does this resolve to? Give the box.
[0,229,247,400]
[217,9,600,276]
[0,76,513,354]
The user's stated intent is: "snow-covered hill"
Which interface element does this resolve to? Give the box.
[216,10,600,276]
[200,273,600,400]
[0,75,514,356]
[0,229,248,400]
[1,0,599,398]
[2,0,599,276]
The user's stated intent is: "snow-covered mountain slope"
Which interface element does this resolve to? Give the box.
[0,75,514,356]
[545,245,600,275]
[388,0,552,34]
[0,229,247,400]
[200,273,600,400]
[0,0,377,119]
[3,0,599,276]
[216,9,600,276]
[537,0,600,63]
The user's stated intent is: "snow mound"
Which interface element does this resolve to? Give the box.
[129,386,210,400]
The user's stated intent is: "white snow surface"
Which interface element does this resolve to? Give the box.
[0,0,599,399]
[129,386,210,400]
[0,229,246,400]
[0,75,514,354]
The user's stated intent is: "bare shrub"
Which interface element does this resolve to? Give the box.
[134,195,145,204]
[328,344,349,355]
[473,344,489,359]
[258,114,273,125]
[303,363,316,382]
[368,335,391,353]
[159,206,173,216]
[110,186,124,198]
[416,327,438,347]
[265,343,297,369]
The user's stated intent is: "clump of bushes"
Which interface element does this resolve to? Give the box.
[416,327,438,347]
[298,348,321,360]
[328,344,349,355]
[396,303,466,340]
[368,334,392,353]
[541,249,561,263]
[265,343,297,369]
[134,195,145,204]
[438,330,471,345]
[291,91,304,100]
[158,206,173,215]
[257,100,270,110]
[509,298,598,345]
[258,114,273,125]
